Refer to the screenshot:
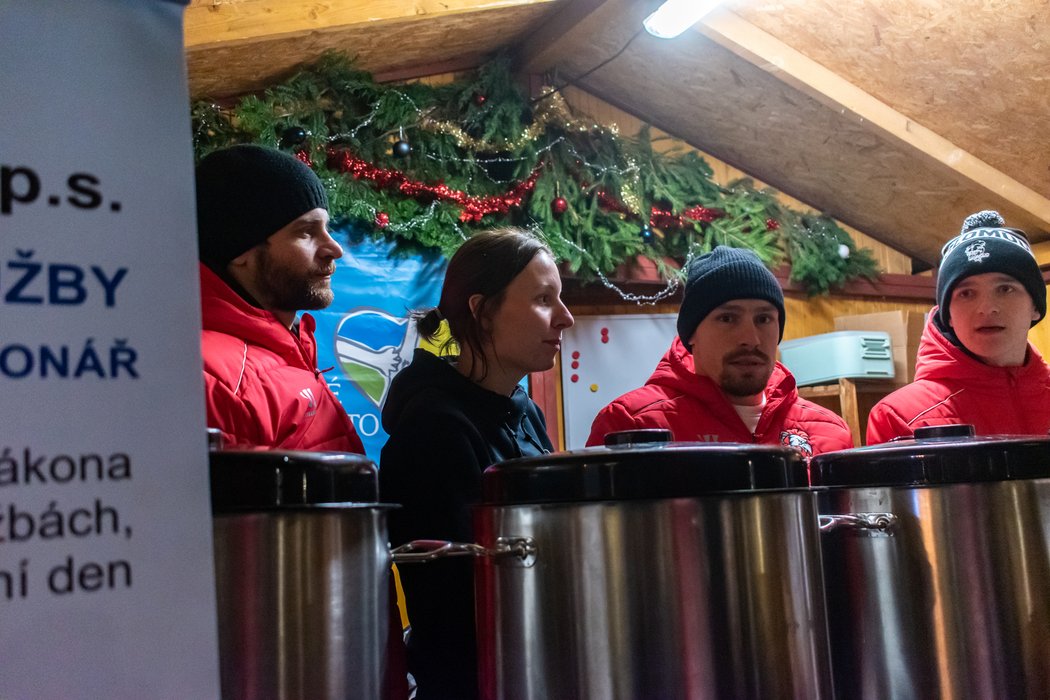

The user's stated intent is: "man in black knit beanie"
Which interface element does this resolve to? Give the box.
[588,245,853,458]
[195,144,365,452]
[195,145,410,698]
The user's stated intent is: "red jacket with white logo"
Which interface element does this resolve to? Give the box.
[866,309,1050,444]
[199,264,363,453]
[586,337,853,458]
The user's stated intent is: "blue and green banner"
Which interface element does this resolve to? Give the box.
[311,227,446,464]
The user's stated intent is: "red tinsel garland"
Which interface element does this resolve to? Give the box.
[650,204,724,230]
[327,148,541,223]
[599,189,725,229]
[324,148,728,230]
[596,190,631,216]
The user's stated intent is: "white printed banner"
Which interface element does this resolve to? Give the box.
[0,1,221,698]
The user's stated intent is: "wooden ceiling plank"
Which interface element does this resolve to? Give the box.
[725,0,1050,201]
[697,9,1050,230]
[185,0,558,48]
[187,3,557,98]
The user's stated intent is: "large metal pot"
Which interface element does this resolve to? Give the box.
[470,443,834,699]
[811,427,1050,699]
[209,449,397,700]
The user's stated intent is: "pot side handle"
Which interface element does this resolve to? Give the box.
[392,537,536,567]
[819,512,897,534]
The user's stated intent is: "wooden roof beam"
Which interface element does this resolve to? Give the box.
[696,9,1050,232]
[185,0,559,49]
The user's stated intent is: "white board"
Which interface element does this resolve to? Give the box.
[0,1,221,698]
[561,314,678,448]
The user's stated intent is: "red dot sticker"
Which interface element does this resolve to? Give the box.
[571,361,579,369]
[600,327,608,335]
[570,374,579,383]
[571,351,580,360]
[601,337,609,344]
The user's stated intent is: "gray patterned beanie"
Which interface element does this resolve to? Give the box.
[936,210,1045,328]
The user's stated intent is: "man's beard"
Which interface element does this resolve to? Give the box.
[718,349,773,398]
[257,249,335,312]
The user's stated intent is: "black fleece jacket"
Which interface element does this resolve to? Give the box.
[379,349,552,700]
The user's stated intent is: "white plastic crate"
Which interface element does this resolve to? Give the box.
[779,331,894,386]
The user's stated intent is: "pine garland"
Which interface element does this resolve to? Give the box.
[191,53,880,295]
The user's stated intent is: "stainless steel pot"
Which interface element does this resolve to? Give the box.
[209,450,397,700]
[811,428,1050,699]
[470,443,834,700]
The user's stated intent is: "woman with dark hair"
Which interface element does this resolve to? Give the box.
[380,227,574,699]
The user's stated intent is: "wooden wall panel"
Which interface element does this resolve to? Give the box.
[1029,308,1050,361]
[782,297,930,342]
[567,297,931,345]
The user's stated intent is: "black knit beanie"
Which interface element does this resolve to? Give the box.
[677,246,786,346]
[195,145,329,268]
[936,210,1045,328]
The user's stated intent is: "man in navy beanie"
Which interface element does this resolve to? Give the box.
[587,245,852,458]
[867,210,1050,443]
[195,144,364,453]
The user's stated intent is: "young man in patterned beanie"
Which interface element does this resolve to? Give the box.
[587,245,853,459]
[867,210,1050,443]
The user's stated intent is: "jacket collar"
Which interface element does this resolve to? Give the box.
[914,307,1046,385]
[199,262,318,368]
[382,348,531,433]
[651,337,799,423]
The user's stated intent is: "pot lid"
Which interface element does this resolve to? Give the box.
[811,426,1050,487]
[210,449,379,513]
[603,428,673,447]
[483,443,808,504]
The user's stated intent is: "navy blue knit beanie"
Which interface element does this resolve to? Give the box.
[936,210,1045,328]
[195,145,329,268]
[677,246,786,346]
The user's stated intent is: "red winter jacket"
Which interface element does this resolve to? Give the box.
[866,309,1050,444]
[586,338,853,458]
[200,266,406,699]
[199,264,363,453]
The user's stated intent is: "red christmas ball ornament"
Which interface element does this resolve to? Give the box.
[375,212,390,228]
[473,93,487,106]
[765,218,781,231]
[551,197,568,216]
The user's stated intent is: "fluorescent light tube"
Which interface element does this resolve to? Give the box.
[643,0,723,39]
